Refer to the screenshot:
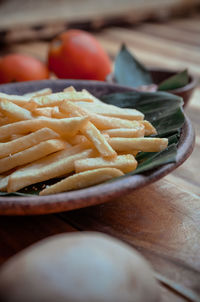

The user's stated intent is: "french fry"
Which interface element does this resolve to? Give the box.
[63,86,76,92]
[75,154,137,174]
[39,168,124,195]
[118,151,139,157]
[32,107,53,118]
[82,122,116,158]
[23,101,38,111]
[0,92,30,107]
[109,137,168,152]
[0,87,169,195]
[59,99,87,117]
[81,89,102,104]
[140,120,157,136]
[78,89,144,120]
[0,99,32,121]
[0,175,9,192]
[90,114,142,130]
[68,133,109,146]
[77,101,144,121]
[0,116,89,139]
[102,126,145,138]
[51,107,67,119]
[0,134,24,143]
[60,101,117,158]
[33,106,68,119]
[8,148,94,192]
[10,134,24,141]
[32,91,94,107]
[24,88,52,98]
[60,99,140,130]
[68,135,89,145]
[0,117,11,127]
[0,139,66,174]
[37,116,90,138]
[0,127,59,159]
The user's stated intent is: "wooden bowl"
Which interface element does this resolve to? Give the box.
[0,79,195,216]
[106,68,198,107]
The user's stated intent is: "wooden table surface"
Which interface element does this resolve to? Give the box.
[0,12,200,302]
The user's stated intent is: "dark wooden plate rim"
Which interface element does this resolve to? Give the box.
[0,80,195,216]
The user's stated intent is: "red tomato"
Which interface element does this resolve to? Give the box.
[0,54,49,84]
[48,29,112,81]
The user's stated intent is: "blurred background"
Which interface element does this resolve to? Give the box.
[0,0,200,44]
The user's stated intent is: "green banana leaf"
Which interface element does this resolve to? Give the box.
[158,69,189,91]
[0,90,184,196]
[114,45,189,90]
[114,44,153,87]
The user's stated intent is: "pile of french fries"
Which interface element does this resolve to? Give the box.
[0,86,168,195]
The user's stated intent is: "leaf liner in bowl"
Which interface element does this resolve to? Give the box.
[111,44,198,107]
[0,89,184,197]
[114,44,190,91]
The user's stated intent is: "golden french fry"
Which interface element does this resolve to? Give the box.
[0,117,11,127]
[60,101,116,158]
[68,133,109,146]
[77,101,144,121]
[33,106,68,119]
[24,88,52,98]
[32,91,94,107]
[118,151,139,157]
[0,139,66,174]
[0,92,30,107]
[90,114,142,130]
[51,107,67,119]
[0,175,9,192]
[68,135,89,145]
[23,101,38,111]
[102,126,145,138]
[10,134,24,141]
[63,86,76,92]
[78,89,144,120]
[109,137,168,152]
[8,148,94,192]
[75,154,137,174]
[0,116,89,139]
[0,134,23,143]
[81,89,102,104]
[140,120,157,136]
[32,107,53,118]
[0,127,59,159]
[82,122,116,158]
[60,99,140,130]
[39,168,124,195]
[0,99,32,121]
[0,87,168,194]
[59,99,87,117]
[36,116,90,138]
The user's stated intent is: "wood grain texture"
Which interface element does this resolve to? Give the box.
[0,0,199,33]
[62,180,200,298]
